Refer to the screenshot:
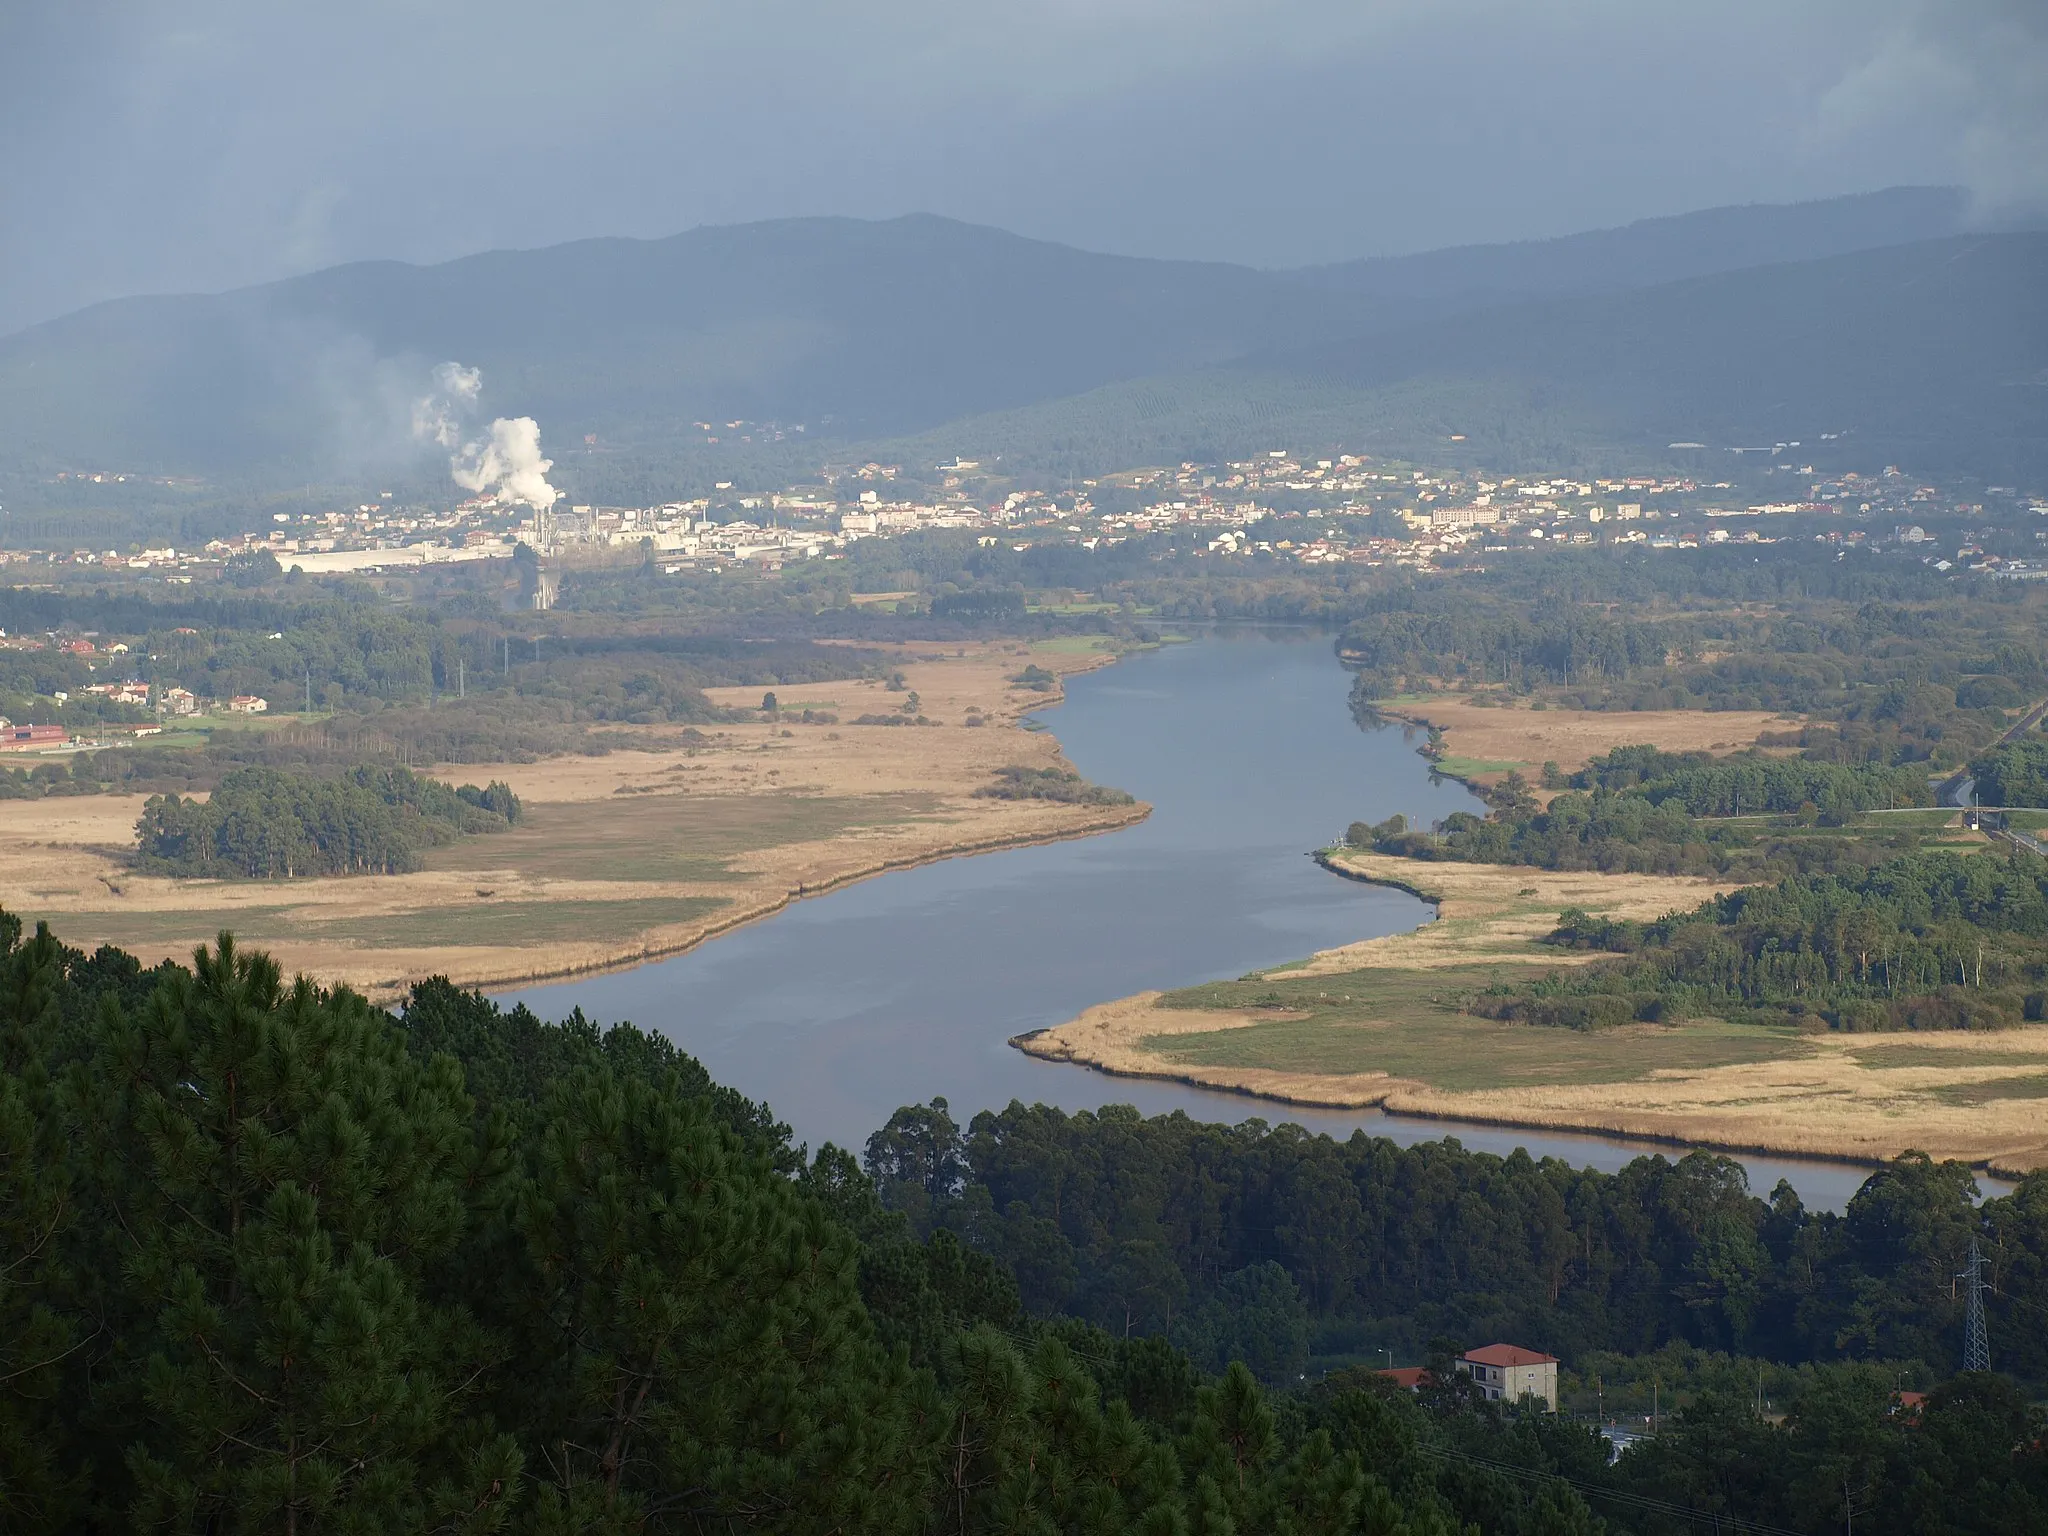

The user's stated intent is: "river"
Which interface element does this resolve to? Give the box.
[502,628,1972,1212]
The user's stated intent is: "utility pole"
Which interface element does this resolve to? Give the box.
[458,658,464,699]
[1961,1235,1991,1373]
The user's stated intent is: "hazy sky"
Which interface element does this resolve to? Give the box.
[3,0,2043,334]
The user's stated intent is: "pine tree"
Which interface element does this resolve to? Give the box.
[76,934,519,1533]
[497,1066,934,1533]
[0,920,86,1531]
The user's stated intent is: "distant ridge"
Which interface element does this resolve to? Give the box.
[890,233,2048,484]
[1289,185,1971,308]
[0,187,2034,491]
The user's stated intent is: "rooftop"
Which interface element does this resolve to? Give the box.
[1462,1344,1558,1368]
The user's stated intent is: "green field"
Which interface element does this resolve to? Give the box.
[1924,1072,2048,1107]
[1031,634,1122,653]
[58,906,305,952]
[53,893,732,956]
[1149,964,1806,1091]
[1430,756,1525,777]
[419,790,944,883]
[298,895,728,950]
[1849,1042,2048,1071]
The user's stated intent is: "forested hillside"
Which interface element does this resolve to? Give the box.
[921,234,2048,482]
[0,215,1373,475]
[2,193,2033,492]
[1291,185,1967,306]
[7,917,2048,1532]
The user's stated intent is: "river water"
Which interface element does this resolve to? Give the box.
[502,629,1958,1213]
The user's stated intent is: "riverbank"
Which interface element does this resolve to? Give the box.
[2,638,1148,1000]
[1019,849,2048,1176]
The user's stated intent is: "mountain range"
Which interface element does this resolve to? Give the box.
[1,184,2041,492]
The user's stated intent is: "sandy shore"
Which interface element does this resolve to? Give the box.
[1020,851,2048,1176]
[0,639,1148,1000]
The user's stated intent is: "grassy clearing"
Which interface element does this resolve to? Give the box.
[1431,756,1525,777]
[1854,809,1963,829]
[299,895,728,950]
[1148,964,1805,1091]
[419,791,943,882]
[1160,963,1555,1015]
[1925,1073,2048,1106]
[59,906,305,951]
[1032,634,1121,653]
[1848,1042,2048,1071]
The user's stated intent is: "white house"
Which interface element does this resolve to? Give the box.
[1456,1344,1557,1410]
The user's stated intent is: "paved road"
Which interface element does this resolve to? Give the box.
[1934,693,2048,808]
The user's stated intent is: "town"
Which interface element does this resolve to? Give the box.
[16,451,2048,592]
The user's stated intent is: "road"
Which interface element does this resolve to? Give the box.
[1934,692,2048,809]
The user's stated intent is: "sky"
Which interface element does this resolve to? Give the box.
[2,0,2044,336]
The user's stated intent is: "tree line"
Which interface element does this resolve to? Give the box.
[1972,737,2048,808]
[1350,746,1936,880]
[1497,849,2048,1032]
[135,765,520,878]
[3,920,2045,1531]
[1340,579,2048,770]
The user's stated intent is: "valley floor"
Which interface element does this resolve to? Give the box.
[2,640,1144,1001]
[1019,849,2048,1176]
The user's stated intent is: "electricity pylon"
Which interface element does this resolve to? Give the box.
[1960,1235,1991,1374]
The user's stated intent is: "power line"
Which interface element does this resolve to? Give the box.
[1960,1235,1991,1373]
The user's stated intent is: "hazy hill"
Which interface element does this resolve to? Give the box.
[1291,185,1969,310]
[0,216,1369,475]
[901,234,2048,483]
[0,187,2025,488]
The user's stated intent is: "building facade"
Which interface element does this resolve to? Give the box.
[1455,1344,1558,1410]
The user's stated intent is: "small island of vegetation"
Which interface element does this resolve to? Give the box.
[135,765,521,878]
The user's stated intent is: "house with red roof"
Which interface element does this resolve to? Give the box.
[1456,1344,1557,1410]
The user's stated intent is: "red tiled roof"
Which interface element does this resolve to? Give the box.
[1463,1344,1557,1368]
[1378,1367,1431,1389]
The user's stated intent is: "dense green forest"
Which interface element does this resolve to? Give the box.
[4,919,2048,1532]
[1341,575,2046,770]
[1972,738,2048,809]
[1476,850,2048,1032]
[135,765,520,877]
[1351,747,1937,879]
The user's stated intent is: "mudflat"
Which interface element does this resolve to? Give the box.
[1,639,1145,999]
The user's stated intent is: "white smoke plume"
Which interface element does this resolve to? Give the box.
[451,415,562,511]
[411,361,481,449]
[411,360,561,510]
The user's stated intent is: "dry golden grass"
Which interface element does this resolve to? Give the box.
[1300,852,1734,972]
[1021,851,2048,1173]
[1377,698,1800,778]
[0,640,1146,999]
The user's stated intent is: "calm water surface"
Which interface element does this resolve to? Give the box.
[504,630,1976,1212]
